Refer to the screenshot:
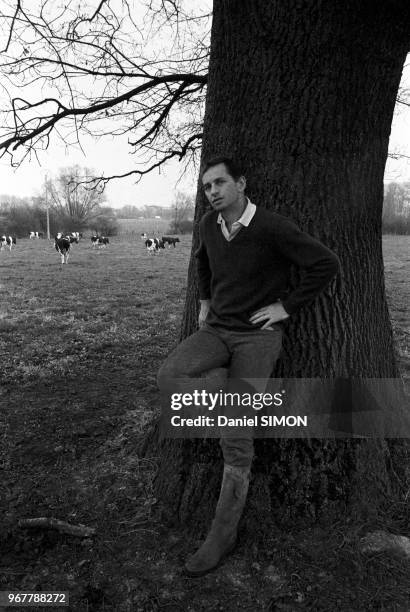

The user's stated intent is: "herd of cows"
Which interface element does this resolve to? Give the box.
[0,235,16,250]
[142,233,180,253]
[0,230,181,263]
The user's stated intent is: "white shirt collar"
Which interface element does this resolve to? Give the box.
[217,198,256,227]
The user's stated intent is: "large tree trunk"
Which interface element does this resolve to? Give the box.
[146,1,410,537]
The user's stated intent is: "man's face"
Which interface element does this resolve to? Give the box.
[202,163,246,213]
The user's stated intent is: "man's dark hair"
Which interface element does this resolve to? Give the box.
[201,156,245,181]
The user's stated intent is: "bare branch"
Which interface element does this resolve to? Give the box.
[0,0,211,183]
[83,132,203,190]
[1,0,21,53]
[19,517,95,538]
[0,73,206,153]
[388,152,410,160]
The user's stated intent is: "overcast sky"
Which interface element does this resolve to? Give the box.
[0,134,198,208]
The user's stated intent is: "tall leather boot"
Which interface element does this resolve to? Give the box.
[184,464,250,577]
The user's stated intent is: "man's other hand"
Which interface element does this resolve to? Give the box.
[199,299,211,328]
[249,302,290,329]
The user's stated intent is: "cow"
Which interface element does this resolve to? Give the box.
[29,231,43,239]
[1,235,16,251]
[55,234,71,264]
[141,232,148,240]
[91,235,109,247]
[68,233,79,244]
[56,232,78,244]
[162,235,180,248]
[145,237,165,253]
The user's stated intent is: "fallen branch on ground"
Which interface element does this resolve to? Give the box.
[18,518,96,538]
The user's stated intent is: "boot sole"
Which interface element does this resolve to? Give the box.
[183,540,237,578]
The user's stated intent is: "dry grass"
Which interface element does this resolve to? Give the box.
[0,233,409,611]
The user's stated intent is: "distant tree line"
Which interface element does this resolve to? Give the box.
[383,182,410,234]
[0,172,195,237]
[0,166,120,238]
[116,192,195,234]
[116,205,174,219]
[3,179,408,238]
[0,196,119,238]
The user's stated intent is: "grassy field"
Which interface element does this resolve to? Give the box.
[0,233,409,611]
[383,235,410,378]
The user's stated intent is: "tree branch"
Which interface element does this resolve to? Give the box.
[0,1,210,181]
[1,0,21,53]
[19,517,95,538]
[0,73,206,153]
[83,132,203,190]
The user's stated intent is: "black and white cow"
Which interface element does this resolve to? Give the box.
[1,235,16,251]
[56,232,79,244]
[55,233,71,264]
[161,235,180,248]
[145,237,165,253]
[91,235,109,247]
[29,231,43,239]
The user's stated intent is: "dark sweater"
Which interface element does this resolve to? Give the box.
[195,207,340,330]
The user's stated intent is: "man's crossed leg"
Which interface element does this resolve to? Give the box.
[157,324,282,576]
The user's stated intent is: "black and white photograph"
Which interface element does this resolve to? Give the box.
[0,1,409,610]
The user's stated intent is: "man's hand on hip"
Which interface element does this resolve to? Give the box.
[249,302,290,329]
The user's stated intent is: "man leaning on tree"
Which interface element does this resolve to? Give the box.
[157,156,340,577]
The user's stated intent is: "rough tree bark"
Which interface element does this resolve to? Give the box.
[145,0,410,537]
